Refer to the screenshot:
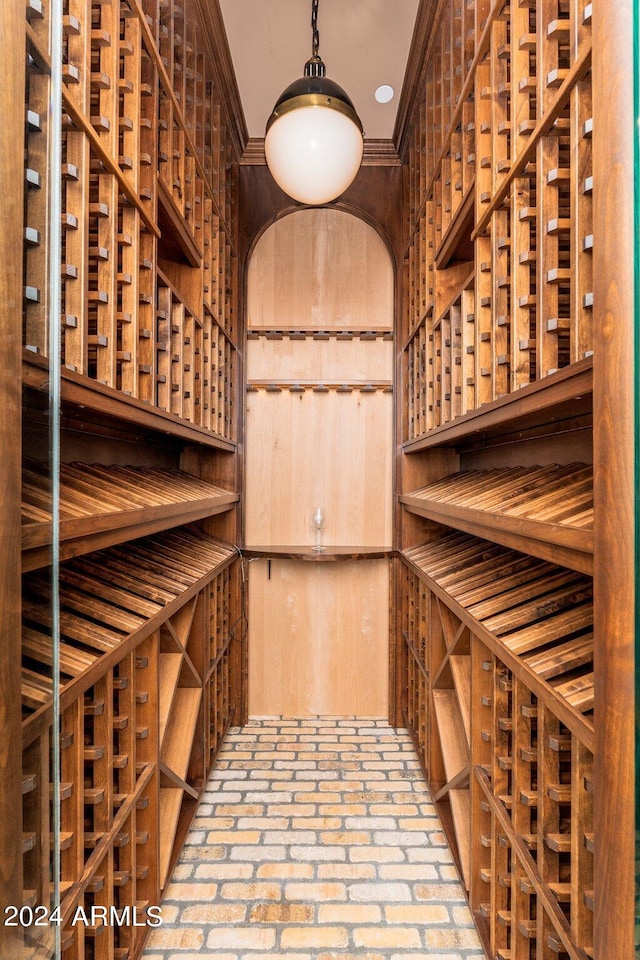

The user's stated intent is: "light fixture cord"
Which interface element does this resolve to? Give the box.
[311,0,320,58]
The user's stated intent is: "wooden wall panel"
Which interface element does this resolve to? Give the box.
[245,389,393,547]
[248,559,389,717]
[247,208,394,329]
[246,336,394,382]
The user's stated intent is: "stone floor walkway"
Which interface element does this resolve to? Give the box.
[142,718,484,959]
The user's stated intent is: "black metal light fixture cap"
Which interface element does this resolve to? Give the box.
[266,72,364,136]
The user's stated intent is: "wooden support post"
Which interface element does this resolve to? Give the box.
[592,1,636,957]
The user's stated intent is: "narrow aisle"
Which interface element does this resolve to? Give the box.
[143,719,483,959]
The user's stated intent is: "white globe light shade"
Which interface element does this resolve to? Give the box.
[265,103,363,205]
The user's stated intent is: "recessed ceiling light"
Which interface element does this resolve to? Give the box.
[374,84,394,104]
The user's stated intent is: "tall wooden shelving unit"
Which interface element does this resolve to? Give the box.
[396,1,635,958]
[5,0,246,955]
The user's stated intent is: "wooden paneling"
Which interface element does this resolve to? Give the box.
[248,559,389,717]
[245,388,393,547]
[246,334,394,383]
[238,164,404,275]
[247,208,394,329]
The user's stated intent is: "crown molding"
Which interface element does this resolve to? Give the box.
[241,138,401,167]
[393,0,442,160]
[194,0,249,161]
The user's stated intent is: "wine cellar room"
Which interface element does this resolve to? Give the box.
[1,0,637,958]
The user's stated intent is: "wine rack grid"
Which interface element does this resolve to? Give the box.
[400,547,594,958]
[24,0,238,440]
[22,528,240,956]
[398,1,596,953]
[403,0,593,443]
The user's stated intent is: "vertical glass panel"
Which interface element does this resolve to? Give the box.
[22,0,63,953]
[635,0,640,952]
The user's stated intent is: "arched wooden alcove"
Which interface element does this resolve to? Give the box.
[245,207,394,716]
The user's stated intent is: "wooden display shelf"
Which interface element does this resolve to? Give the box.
[161,687,202,781]
[23,355,237,452]
[432,689,470,788]
[12,0,242,953]
[20,554,241,945]
[159,788,184,889]
[448,788,471,890]
[398,0,604,954]
[22,460,238,569]
[449,655,471,744]
[247,328,394,340]
[434,183,475,269]
[402,357,593,453]
[246,380,393,393]
[474,762,590,960]
[244,545,393,562]
[401,463,593,574]
[402,310,429,351]
[157,178,202,267]
[159,653,183,744]
[403,532,594,747]
[22,527,235,729]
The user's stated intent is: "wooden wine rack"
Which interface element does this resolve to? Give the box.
[401,462,593,574]
[10,0,243,954]
[403,0,593,444]
[397,0,605,956]
[22,460,238,569]
[400,537,594,957]
[22,529,241,955]
[24,0,238,434]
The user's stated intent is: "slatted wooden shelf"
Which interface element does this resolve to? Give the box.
[24,355,238,452]
[21,527,235,721]
[401,463,593,574]
[399,0,599,953]
[403,0,593,435]
[159,653,183,743]
[449,655,471,743]
[402,355,593,452]
[22,459,238,568]
[244,545,392,562]
[12,0,242,955]
[401,558,594,959]
[23,0,240,421]
[21,548,241,956]
[403,533,594,742]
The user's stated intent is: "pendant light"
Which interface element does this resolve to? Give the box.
[265,0,364,205]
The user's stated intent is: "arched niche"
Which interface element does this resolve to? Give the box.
[245,207,394,717]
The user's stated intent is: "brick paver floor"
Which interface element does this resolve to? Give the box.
[142,718,484,959]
